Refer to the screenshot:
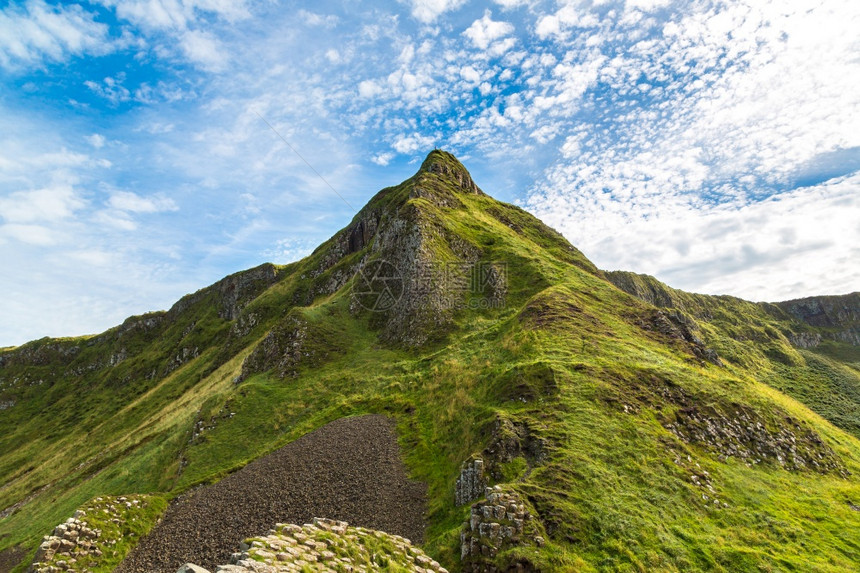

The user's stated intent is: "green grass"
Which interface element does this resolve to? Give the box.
[2,151,860,571]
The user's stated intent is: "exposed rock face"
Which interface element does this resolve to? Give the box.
[455,459,487,506]
[0,339,82,369]
[666,403,847,475]
[343,151,495,347]
[605,270,683,311]
[460,487,542,573]
[180,518,447,573]
[637,309,722,366]
[365,204,453,347]
[604,272,722,365]
[607,373,847,475]
[777,293,860,346]
[216,264,280,320]
[788,332,823,349]
[169,264,280,321]
[310,210,381,282]
[239,314,308,380]
[420,151,483,196]
[482,417,547,483]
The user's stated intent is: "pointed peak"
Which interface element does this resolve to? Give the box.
[420,149,464,171]
[418,149,483,195]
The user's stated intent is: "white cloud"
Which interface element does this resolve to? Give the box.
[463,10,515,50]
[136,121,175,134]
[0,0,112,70]
[535,5,596,39]
[0,185,85,223]
[298,10,339,28]
[0,223,57,246]
[180,29,227,71]
[68,249,116,267]
[108,191,178,213]
[528,169,860,302]
[92,0,249,71]
[263,237,315,264]
[93,210,138,231]
[494,0,534,9]
[372,152,395,166]
[358,79,383,98]
[460,65,481,84]
[625,0,671,14]
[100,0,250,31]
[407,0,467,23]
[393,133,436,154]
[85,75,132,104]
[85,134,106,149]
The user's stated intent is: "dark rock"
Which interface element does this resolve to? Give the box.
[777,292,860,346]
[666,402,846,475]
[456,459,486,506]
[460,487,543,572]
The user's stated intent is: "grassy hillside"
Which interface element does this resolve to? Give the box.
[2,151,860,572]
[606,271,860,442]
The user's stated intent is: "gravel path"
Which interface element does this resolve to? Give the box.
[0,545,26,573]
[116,415,427,573]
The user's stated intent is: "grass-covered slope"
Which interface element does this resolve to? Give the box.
[606,271,860,442]
[2,151,860,572]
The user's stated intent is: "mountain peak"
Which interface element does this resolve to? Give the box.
[418,149,482,195]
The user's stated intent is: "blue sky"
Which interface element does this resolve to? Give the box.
[0,0,858,347]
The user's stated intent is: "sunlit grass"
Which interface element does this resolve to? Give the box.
[2,169,860,571]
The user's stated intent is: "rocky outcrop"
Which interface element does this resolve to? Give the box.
[0,339,82,369]
[239,314,307,380]
[238,310,346,381]
[216,264,280,320]
[420,150,483,196]
[28,495,161,573]
[456,459,487,506]
[666,403,847,476]
[788,332,823,349]
[482,417,547,483]
[777,293,860,346]
[608,373,847,475]
[168,264,280,321]
[29,515,102,573]
[177,565,210,573]
[163,346,200,376]
[310,210,381,279]
[341,155,498,347]
[637,309,722,366]
[112,313,165,339]
[365,205,465,347]
[460,487,543,573]
[178,518,447,573]
[605,271,688,313]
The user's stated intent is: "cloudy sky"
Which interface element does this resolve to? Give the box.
[1,0,858,347]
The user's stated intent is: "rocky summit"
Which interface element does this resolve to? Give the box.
[2,150,860,572]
